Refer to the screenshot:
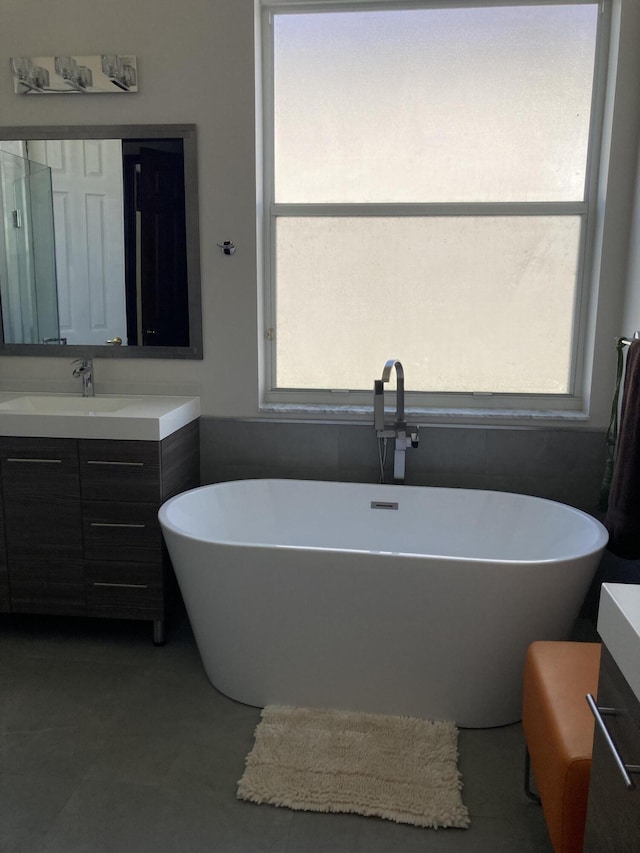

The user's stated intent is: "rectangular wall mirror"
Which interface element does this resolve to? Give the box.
[0,124,202,359]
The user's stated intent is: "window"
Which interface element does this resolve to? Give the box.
[260,0,607,411]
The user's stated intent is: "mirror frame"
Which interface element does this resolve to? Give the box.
[0,123,202,359]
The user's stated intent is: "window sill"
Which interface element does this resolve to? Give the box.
[258,402,592,428]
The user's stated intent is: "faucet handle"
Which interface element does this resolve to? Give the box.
[71,358,88,372]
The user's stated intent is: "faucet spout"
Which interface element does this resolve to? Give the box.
[380,359,405,427]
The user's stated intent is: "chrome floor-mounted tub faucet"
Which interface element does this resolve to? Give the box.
[374,359,419,483]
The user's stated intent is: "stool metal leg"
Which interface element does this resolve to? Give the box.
[524,747,541,804]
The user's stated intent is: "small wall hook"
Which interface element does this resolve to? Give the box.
[217,240,236,256]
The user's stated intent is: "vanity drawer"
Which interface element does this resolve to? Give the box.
[0,438,80,497]
[584,646,640,852]
[83,501,162,563]
[79,440,161,502]
[86,561,163,617]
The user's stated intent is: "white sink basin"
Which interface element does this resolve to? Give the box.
[0,395,131,415]
[0,393,200,440]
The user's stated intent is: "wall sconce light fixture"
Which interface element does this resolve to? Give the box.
[10,55,137,94]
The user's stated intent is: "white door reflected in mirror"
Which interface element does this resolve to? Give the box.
[28,138,127,346]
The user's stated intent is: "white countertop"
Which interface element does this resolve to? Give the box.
[0,392,200,440]
[598,582,640,703]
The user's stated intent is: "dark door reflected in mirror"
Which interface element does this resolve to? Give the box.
[123,141,189,347]
[0,124,202,359]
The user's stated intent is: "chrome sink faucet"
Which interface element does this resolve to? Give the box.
[72,359,94,397]
[374,359,419,483]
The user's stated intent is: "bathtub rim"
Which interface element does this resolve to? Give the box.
[158,478,609,563]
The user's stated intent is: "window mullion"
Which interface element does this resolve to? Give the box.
[272,201,589,217]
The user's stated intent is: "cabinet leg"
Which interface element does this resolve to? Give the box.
[153,619,165,646]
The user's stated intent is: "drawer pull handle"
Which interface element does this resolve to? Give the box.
[93,582,148,589]
[586,693,640,790]
[90,522,146,529]
[86,460,144,467]
[6,457,62,464]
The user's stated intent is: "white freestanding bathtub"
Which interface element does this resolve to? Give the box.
[158,479,608,728]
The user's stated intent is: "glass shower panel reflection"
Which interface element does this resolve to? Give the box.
[0,148,60,344]
[26,165,60,343]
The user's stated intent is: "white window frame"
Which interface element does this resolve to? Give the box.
[258,0,611,419]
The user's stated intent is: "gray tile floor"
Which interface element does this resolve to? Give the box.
[1,607,554,852]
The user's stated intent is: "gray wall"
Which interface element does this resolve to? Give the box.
[201,418,608,516]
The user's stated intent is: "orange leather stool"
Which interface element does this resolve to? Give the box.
[522,641,601,853]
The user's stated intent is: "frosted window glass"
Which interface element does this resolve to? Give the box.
[275,217,580,394]
[274,5,598,203]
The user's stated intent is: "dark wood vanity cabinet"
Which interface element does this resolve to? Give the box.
[583,645,640,852]
[0,420,199,642]
[0,437,84,616]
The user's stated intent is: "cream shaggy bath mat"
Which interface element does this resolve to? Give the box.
[237,705,470,829]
